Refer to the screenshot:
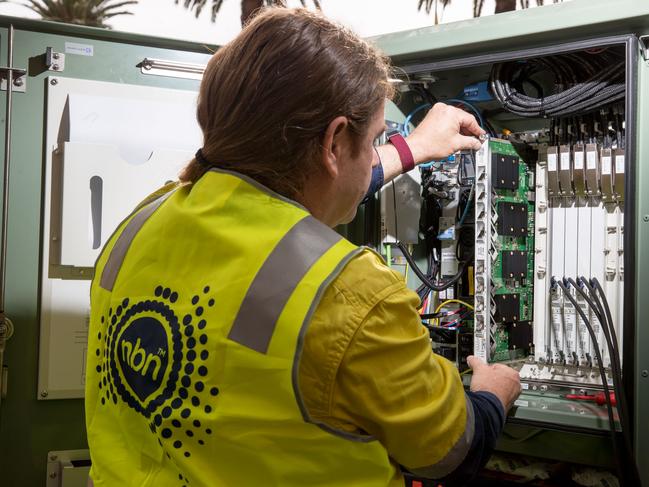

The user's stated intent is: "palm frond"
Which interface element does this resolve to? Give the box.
[418,0,452,15]
[20,0,136,27]
[178,0,320,23]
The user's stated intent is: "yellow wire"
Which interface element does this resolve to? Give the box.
[433,299,475,326]
[460,369,472,376]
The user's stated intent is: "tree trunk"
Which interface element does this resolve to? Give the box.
[241,0,264,25]
[495,0,516,13]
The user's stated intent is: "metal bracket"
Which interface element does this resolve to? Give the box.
[641,35,649,61]
[46,450,91,487]
[0,66,26,92]
[45,47,65,72]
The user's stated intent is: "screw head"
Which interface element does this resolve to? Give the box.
[40,390,48,398]
[642,370,649,378]
[52,64,59,71]
[49,472,57,479]
[50,78,58,86]
[13,77,23,87]
[53,52,60,60]
[644,215,649,223]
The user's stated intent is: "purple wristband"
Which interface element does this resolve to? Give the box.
[388,133,415,173]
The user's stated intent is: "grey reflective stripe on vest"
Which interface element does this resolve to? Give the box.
[407,394,476,479]
[99,190,175,291]
[228,216,342,354]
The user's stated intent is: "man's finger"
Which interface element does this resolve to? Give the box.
[456,109,485,137]
[467,355,486,371]
[454,134,482,151]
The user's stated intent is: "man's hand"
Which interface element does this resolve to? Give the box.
[467,355,521,413]
[406,103,485,163]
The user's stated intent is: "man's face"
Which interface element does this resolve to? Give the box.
[333,102,386,226]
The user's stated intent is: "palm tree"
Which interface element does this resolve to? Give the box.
[417,0,451,25]
[495,0,516,13]
[7,0,137,27]
[420,0,560,19]
[179,0,559,27]
[177,0,321,26]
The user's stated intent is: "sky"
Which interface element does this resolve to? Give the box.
[0,0,561,45]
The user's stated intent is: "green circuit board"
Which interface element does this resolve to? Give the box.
[489,140,535,361]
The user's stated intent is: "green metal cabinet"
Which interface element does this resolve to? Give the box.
[0,0,648,485]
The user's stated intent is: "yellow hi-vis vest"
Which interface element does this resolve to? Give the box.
[86,168,399,487]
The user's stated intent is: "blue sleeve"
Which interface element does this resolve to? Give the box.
[361,163,384,204]
[439,391,505,485]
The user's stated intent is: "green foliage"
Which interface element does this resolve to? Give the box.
[14,0,138,27]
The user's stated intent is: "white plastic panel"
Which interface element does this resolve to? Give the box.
[590,200,608,366]
[603,203,621,368]
[57,143,188,268]
[617,207,624,365]
[549,198,565,363]
[563,199,579,364]
[575,198,592,365]
[533,161,549,362]
[38,77,200,399]
[473,141,491,361]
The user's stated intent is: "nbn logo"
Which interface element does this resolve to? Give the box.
[121,337,163,382]
[116,316,170,402]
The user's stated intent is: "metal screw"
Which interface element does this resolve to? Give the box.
[13,77,23,87]
[49,472,57,479]
[53,52,60,60]
[40,390,49,398]
[52,64,59,71]
[50,78,58,86]
[642,370,649,378]
[49,455,58,461]
[644,215,649,222]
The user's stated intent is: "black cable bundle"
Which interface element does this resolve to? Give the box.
[490,51,625,118]
[558,277,641,486]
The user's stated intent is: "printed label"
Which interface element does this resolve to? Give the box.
[586,151,597,170]
[514,399,529,408]
[615,155,625,175]
[547,153,558,172]
[574,151,584,170]
[65,42,94,56]
[560,152,570,170]
[601,156,612,175]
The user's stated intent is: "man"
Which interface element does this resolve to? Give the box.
[86,7,520,487]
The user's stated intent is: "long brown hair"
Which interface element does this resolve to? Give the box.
[179,7,394,198]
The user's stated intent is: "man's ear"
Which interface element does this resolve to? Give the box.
[320,116,349,179]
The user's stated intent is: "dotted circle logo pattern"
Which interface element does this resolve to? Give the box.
[94,285,220,486]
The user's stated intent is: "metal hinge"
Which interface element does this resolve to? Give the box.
[641,35,649,61]
[0,66,26,92]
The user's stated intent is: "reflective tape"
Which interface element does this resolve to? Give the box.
[228,216,342,354]
[99,191,174,291]
[407,394,476,479]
